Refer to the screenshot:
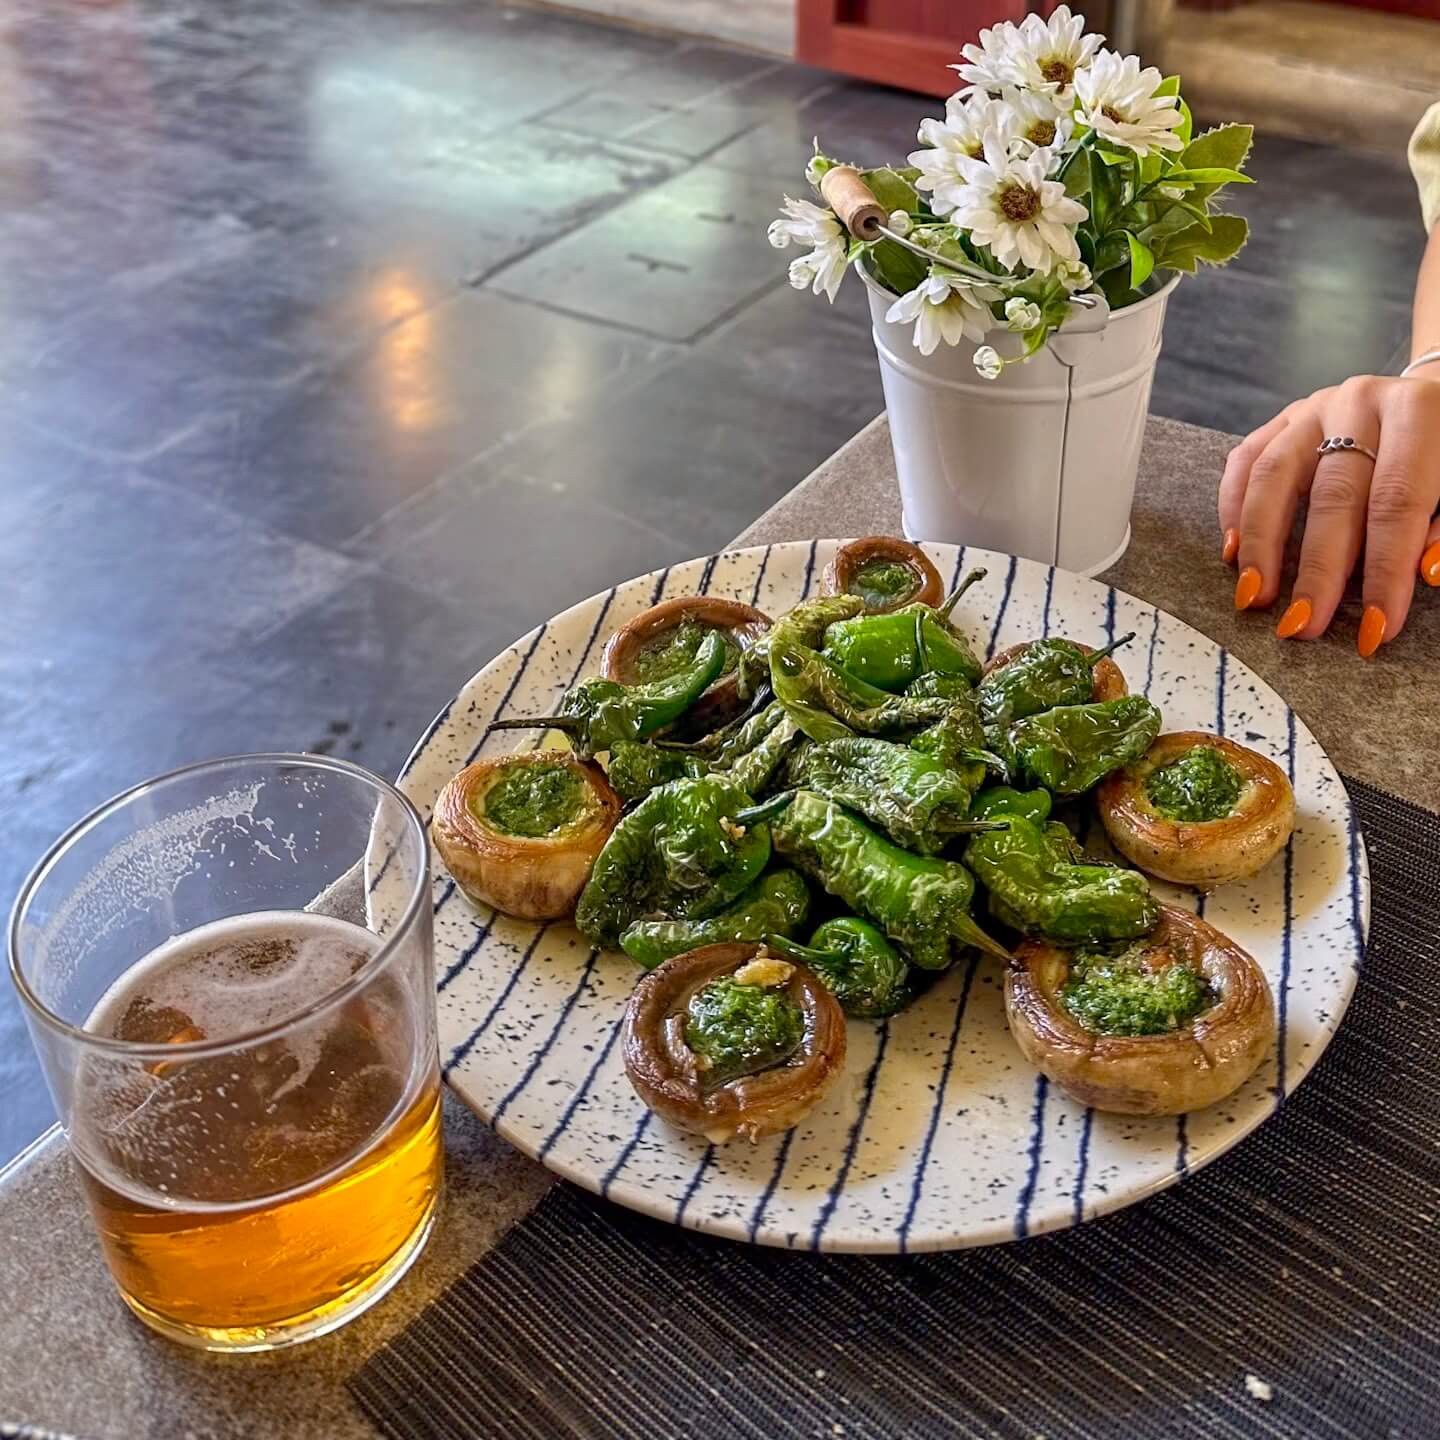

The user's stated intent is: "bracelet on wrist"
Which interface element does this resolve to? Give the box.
[1401,348,1440,377]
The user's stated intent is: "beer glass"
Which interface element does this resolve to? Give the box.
[9,754,441,1352]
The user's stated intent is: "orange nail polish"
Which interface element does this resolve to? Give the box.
[1358,605,1387,659]
[1276,598,1311,639]
[1221,528,1239,565]
[1234,566,1262,611]
[1423,541,1440,587]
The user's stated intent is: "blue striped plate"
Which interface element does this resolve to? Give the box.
[398,541,1368,1253]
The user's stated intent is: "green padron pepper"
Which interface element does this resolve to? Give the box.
[741,789,1010,967]
[619,869,810,970]
[793,737,1004,855]
[969,785,1053,826]
[977,632,1136,730]
[724,712,801,798]
[998,695,1162,795]
[738,594,864,700]
[768,917,911,1019]
[770,635,950,744]
[491,631,726,759]
[964,812,1157,946]
[909,687,1000,793]
[820,569,986,692]
[576,775,770,947]
[605,742,704,804]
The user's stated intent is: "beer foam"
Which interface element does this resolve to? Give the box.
[86,911,380,1045]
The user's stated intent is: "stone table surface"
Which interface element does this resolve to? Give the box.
[2,413,1433,1440]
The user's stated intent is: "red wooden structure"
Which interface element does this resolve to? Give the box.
[796,1,1058,97]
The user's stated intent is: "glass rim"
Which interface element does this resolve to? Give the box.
[7,752,430,1061]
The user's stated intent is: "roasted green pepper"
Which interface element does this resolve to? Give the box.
[964,812,1157,945]
[576,775,770,947]
[770,635,950,744]
[996,696,1162,795]
[977,633,1135,729]
[768,917,911,1019]
[820,570,986,692]
[792,737,1004,854]
[619,869,811,970]
[909,688,998,793]
[724,713,801,798]
[741,789,1010,967]
[969,785,1053,826]
[738,594,864,700]
[605,741,704,804]
[491,631,727,759]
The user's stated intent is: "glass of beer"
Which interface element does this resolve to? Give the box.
[8,754,441,1352]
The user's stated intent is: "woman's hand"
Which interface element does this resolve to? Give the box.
[1218,374,1440,656]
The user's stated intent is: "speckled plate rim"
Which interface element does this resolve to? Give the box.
[396,541,1370,1254]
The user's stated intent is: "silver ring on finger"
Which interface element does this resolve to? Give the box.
[1316,435,1378,464]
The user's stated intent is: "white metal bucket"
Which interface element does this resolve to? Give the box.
[864,272,1179,577]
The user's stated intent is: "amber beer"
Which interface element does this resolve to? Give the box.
[71,912,442,1348]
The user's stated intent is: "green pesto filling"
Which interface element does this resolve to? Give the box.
[630,621,740,685]
[1144,744,1244,823]
[684,976,803,1088]
[1060,942,1214,1037]
[850,557,919,609]
[479,761,589,838]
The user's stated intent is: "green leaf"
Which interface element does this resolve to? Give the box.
[1100,266,1137,308]
[1180,125,1254,176]
[1088,152,1121,232]
[1153,213,1249,271]
[1093,233,1129,278]
[1097,146,1131,166]
[865,237,928,297]
[1125,231,1155,290]
[861,167,922,216]
[1154,74,1182,98]
[1177,97,1194,149]
[1164,166,1254,187]
[1062,145,1092,200]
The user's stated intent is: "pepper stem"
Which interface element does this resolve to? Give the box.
[1089,631,1137,665]
[485,716,582,736]
[763,934,829,966]
[937,567,988,621]
[654,686,773,752]
[732,791,795,828]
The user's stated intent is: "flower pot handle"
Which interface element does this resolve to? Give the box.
[819,167,886,242]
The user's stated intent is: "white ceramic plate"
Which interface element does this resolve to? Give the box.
[398,541,1369,1253]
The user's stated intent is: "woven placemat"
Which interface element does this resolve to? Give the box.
[351,777,1438,1440]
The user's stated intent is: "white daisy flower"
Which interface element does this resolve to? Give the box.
[1004,297,1042,332]
[951,131,1088,275]
[1008,5,1103,100]
[768,195,848,301]
[909,95,1014,218]
[885,269,999,357]
[1073,51,1185,157]
[951,21,1024,94]
[1001,86,1074,156]
[973,345,1004,380]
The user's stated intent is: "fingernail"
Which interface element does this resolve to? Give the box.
[1234,566,1262,611]
[1221,528,1239,565]
[1423,541,1440,587]
[1358,604,1387,659]
[1276,598,1311,639]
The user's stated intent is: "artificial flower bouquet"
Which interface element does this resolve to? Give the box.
[768,5,1253,378]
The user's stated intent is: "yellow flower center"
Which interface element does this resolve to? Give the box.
[1027,120,1056,147]
[1040,58,1073,87]
[998,182,1042,223]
